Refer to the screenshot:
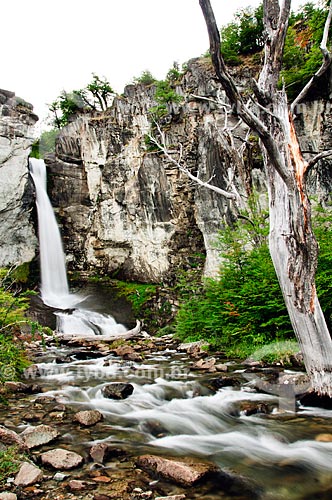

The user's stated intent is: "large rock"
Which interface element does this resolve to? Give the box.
[74,409,103,426]
[41,448,84,469]
[0,493,17,500]
[0,425,25,448]
[0,89,38,267]
[21,424,60,449]
[101,382,134,400]
[136,454,218,486]
[14,461,43,486]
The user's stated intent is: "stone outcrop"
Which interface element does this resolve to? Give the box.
[0,89,38,267]
[45,59,332,282]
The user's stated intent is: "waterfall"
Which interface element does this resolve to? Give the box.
[29,158,76,308]
[29,157,127,336]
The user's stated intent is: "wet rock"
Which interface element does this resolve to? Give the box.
[14,461,43,486]
[4,381,32,393]
[0,493,17,500]
[41,448,84,469]
[22,411,45,422]
[90,442,112,463]
[93,495,112,500]
[208,376,241,390]
[112,345,142,361]
[74,409,103,426]
[53,472,68,481]
[0,425,25,448]
[21,424,60,449]
[315,433,332,442]
[155,496,186,500]
[238,401,270,416]
[34,396,57,404]
[136,454,218,486]
[68,479,96,491]
[102,382,134,400]
[299,391,332,409]
[23,365,41,379]
[192,357,217,372]
[178,340,209,358]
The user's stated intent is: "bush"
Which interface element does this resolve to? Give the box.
[175,198,332,359]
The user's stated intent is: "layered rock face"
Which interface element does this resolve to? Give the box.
[0,89,38,267]
[47,59,332,283]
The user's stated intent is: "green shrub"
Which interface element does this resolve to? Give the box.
[175,198,332,359]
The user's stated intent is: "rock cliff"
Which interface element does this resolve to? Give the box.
[46,58,332,283]
[0,89,38,268]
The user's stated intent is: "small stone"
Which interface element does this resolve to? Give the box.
[53,472,68,481]
[74,410,103,427]
[41,448,84,470]
[68,479,86,491]
[0,493,17,500]
[90,442,110,463]
[215,364,228,372]
[101,383,134,400]
[93,495,111,500]
[21,424,60,449]
[155,496,186,500]
[92,475,111,483]
[14,461,43,487]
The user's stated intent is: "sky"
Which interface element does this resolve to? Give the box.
[1,0,303,126]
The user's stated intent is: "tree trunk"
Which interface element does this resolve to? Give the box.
[265,118,332,395]
[199,0,332,395]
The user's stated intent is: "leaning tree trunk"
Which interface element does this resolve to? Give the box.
[199,0,332,395]
[263,102,332,395]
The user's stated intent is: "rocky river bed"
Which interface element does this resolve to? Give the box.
[1,332,332,500]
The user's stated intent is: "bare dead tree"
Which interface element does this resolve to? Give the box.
[197,0,332,395]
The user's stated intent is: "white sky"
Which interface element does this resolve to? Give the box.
[1,0,303,125]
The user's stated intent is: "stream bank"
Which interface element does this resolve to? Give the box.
[1,331,332,500]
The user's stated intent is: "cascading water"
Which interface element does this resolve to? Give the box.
[29,157,127,336]
[29,157,74,309]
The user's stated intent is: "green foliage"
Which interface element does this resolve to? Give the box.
[114,281,157,316]
[149,80,183,121]
[165,62,183,84]
[313,206,332,330]
[48,74,115,128]
[220,4,264,64]
[30,129,59,159]
[133,70,156,85]
[0,446,27,484]
[0,268,32,382]
[281,2,330,98]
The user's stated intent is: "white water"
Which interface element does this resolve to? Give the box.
[29,158,75,308]
[36,351,332,499]
[29,158,127,336]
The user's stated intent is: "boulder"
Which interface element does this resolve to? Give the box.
[136,454,218,486]
[101,382,134,400]
[0,494,17,500]
[41,448,84,469]
[4,382,32,393]
[0,425,25,448]
[14,461,43,486]
[74,410,103,426]
[21,424,60,449]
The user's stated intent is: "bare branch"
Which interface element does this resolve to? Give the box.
[199,0,291,185]
[148,123,239,201]
[306,149,332,171]
[291,0,332,114]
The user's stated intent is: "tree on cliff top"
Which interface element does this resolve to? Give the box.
[48,74,115,129]
[199,0,332,396]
